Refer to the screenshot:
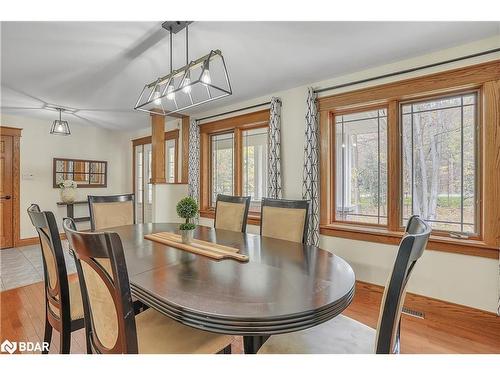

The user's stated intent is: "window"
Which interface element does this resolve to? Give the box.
[199,109,270,216]
[401,92,478,234]
[335,108,387,225]
[211,132,234,205]
[165,139,176,183]
[318,60,500,258]
[243,127,268,210]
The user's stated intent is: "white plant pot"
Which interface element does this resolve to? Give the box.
[180,229,194,244]
[60,187,77,203]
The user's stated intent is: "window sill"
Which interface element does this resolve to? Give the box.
[320,223,499,259]
[199,209,261,226]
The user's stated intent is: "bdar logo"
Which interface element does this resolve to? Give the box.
[1,339,17,354]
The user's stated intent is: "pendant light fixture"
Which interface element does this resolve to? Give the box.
[134,21,232,116]
[50,108,71,136]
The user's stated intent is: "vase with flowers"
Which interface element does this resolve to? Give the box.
[58,180,78,203]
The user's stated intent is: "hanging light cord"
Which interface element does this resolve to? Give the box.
[169,27,173,73]
[185,23,189,64]
[59,108,62,121]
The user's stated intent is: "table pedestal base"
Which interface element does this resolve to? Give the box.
[243,335,270,354]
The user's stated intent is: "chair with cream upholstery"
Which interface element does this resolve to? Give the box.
[258,215,431,354]
[88,194,135,231]
[27,204,85,354]
[260,198,310,244]
[63,217,234,354]
[214,194,251,233]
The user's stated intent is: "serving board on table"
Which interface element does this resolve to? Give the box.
[144,232,249,262]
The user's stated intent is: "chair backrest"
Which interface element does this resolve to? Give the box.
[63,218,138,354]
[374,215,431,354]
[88,194,135,231]
[27,204,71,325]
[214,194,251,233]
[260,198,310,244]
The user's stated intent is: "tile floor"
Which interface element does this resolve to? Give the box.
[0,241,76,292]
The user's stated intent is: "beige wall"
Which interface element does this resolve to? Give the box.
[1,113,131,238]
[194,36,500,313]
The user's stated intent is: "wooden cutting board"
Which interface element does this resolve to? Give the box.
[144,232,249,262]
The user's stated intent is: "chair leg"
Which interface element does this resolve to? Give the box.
[85,332,92,354]
[42,318,52,354]
[217,344,232,354]
[59,326,71,354]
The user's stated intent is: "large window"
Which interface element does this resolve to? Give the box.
[335,108,387,225]
[199,109,270,216]
[243,127,268,210]
[318,60,500,259]
[211,132,234,204]
[401,92,478,234]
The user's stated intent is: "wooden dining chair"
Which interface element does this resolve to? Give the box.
[27,204,85,354]
[88,194,135,231]
[258,215,431,354]
[260,198,310,243]
[214,194,251,233]
[63,217,234,354]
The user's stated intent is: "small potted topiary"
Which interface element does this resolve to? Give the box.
[176,196,198,244]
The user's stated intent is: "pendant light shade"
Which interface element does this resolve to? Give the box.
[135,49,232,116]
[50,108,71,136]
[134,22,232,116]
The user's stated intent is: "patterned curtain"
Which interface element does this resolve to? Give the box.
[188,119,200,202]
[267,97,282,199]
[302,88,320,246]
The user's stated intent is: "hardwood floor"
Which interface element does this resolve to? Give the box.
[1,278,499,354]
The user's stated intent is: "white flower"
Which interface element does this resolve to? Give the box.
[61,180,77,189]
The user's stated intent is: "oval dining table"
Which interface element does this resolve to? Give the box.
[111,223,356,354]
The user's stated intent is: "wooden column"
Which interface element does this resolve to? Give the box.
[150,114,166,184]
[181,116,190,183]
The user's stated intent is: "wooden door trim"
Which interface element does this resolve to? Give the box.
[0,126,21,249]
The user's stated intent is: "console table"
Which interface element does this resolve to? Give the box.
[56,200,90,223]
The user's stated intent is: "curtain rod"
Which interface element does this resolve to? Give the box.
[314,48,500,95]
[196,101,272,123]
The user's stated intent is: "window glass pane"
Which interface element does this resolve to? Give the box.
[211,133,234,206]
[143,144,153,223]
[335,108,387,225]
[243,127,268,211]
[165,139,176,183]
[134,145,143,223]
[401,92,477,234]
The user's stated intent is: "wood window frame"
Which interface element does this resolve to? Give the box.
[199,109,270,225]
[331,104,389,229]
[318,60,500,259]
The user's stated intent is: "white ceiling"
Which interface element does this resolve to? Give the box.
[1,21,499,130]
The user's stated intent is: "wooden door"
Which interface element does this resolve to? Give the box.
[0,135,14,248]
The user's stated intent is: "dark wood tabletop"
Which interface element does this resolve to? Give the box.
[110,223,355,353]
